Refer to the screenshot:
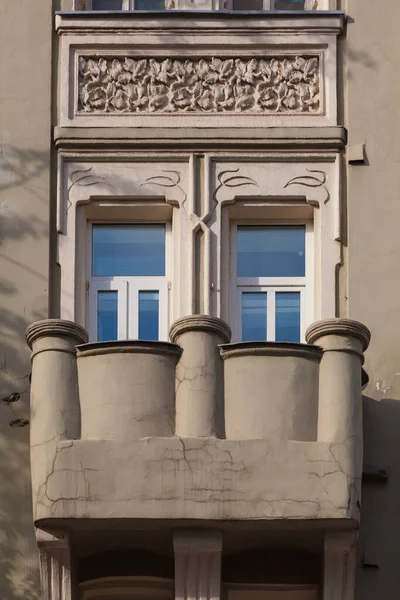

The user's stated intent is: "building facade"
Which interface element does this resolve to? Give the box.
[0,0,399,598]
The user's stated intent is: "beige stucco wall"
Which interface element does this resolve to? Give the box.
[345,0,400,596]
[0,0,52,596]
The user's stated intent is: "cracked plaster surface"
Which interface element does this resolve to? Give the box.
[32,436,361,523]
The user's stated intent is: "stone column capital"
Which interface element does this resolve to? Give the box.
[306,318,371,357]
[174,530,223,600]
[173,530,223,554]
[169,315,231,344]
[26,318,88,349]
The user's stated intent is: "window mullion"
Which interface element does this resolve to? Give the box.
[264,0,274,9]
[128,279,139,340]
[267,290,275,342]
[159,279,169,341]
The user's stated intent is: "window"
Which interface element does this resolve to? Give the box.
[232,0,306,9]
[231,224,313,343]
[88,224,169,342]
[89,0,165,10]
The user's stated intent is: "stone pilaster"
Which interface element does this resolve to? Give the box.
[174,530,222,600]
[323,532,357,600]
[36,531,73,600]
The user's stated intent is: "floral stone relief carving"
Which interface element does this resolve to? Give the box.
[78,56,321,115]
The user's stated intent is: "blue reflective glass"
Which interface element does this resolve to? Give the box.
[92,0,123,9]
[139,291,159,341]
[237,226,305,278]
[242,293,267,341]
[276,292,301,343]
[97,291,118,342]
[93,225,165,277]
[275,0,305,9]
[136,0,165,8]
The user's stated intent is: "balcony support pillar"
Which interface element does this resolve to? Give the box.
[170,316,231,438]
[323,532,357,600]
[26,319,88,445]
[306,319,371,445]
[26,319,88,519]
[174,530,222,600]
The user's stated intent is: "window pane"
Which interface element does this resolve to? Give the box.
[233,0,263,9]
[135,0,165,8]
[92,0,123,9]
[275,0,305,9]
[93,225,165,277]
[139,291,159,340]
[237,226,305,278]
[276,292,301,343]
[242,293,267,342]
[98,291,118,342]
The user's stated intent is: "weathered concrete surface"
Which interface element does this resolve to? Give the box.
[345,0,400,597]
[32,436,361,523]
[0,0,52,596]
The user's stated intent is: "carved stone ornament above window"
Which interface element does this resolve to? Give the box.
[78,55,320,115]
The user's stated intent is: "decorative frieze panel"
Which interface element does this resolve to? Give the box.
[78,55,320,115]
[57,13,343,128]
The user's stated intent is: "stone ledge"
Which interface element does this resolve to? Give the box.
[54,126,347,151]
[220,342,322,361]
[76,339,182,359]
[56,12,345,35]
[32,436,361,523]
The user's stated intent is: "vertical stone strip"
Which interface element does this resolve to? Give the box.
[323,532,357,600]
[37,531,73,600]
[174,530,223,600]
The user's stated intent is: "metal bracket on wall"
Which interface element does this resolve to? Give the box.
[362,464,388,483]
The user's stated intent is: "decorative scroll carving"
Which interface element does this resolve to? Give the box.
[213,168,259,203]
[284,169,329,207]
[67,167,115,213]
[140,170,187,209]
[78,56,320,115]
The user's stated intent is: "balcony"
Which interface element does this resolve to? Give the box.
[27,315,370,526]
[55,10,344,130]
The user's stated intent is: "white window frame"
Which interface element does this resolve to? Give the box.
[87,221,171,343]
[230,221,314,343]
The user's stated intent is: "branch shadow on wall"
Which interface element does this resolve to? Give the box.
[0,146,49,599]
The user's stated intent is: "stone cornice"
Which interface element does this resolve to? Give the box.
[306,318,371,352]
[170,315,231,343]
[56,12,345,36]
[54,126,347,152]
[26,319,88,349]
